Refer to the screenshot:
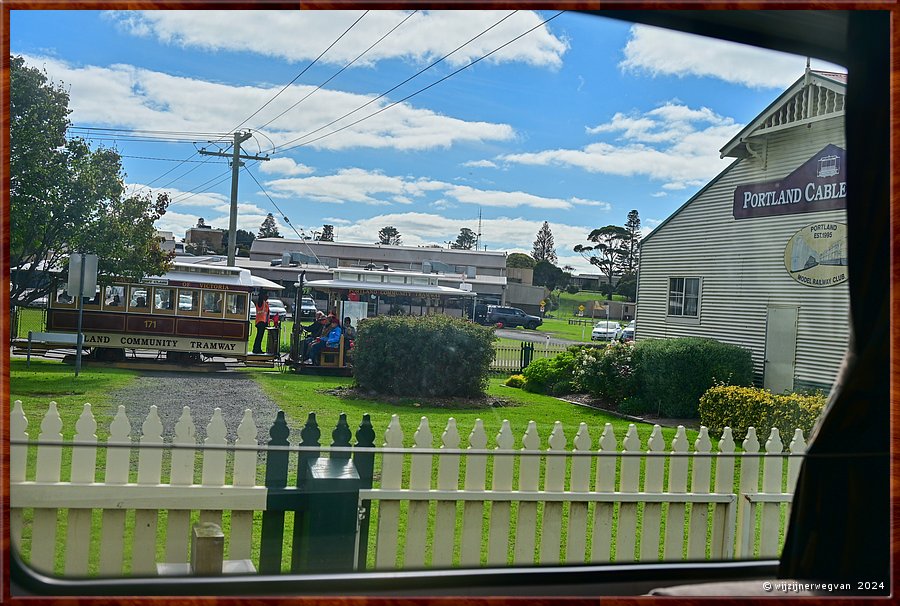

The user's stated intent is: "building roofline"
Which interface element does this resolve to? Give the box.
[639,157,742,249]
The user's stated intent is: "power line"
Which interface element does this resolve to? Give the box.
[255,10,418,132]
[233,10,369,133]
[69,126,231,137]
[268,10,519,155]
[118,154,227,163]
[243,166,305,241]
[275,10,564,155]
[135,12,368,198]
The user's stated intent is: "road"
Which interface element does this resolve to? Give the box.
[494,327,590,347]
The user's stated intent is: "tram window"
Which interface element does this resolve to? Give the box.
[177,288,200,315]
[83,287,101,308]
[225,292,247,319]
[153,287,175,312]
[365,274,382,282]
[103,285,125,309]
[129,287,149,311]
[387,275,405,284]
[52,287,75,308]
[201,291,224,316]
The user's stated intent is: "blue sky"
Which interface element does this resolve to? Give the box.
[11,10,845,273]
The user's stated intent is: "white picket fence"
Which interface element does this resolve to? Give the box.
[365,415,806,569]
[491,341,569,372]
[10,401,266,576]
[11,402,807,577]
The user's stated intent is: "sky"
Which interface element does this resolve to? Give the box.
[10,10,846,274]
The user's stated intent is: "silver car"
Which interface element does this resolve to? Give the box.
[591,320,619,341]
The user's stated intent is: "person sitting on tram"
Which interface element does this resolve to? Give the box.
[300,311,327,361]
[342,317,357,343]
[309,316,342,365]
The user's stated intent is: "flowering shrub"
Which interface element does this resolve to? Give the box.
[699,385,826,439]
[572,341,636,405]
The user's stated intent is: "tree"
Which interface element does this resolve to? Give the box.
[506,252,536,269]
[10,55,172,305]
[196,217,208,228]
[532,221,558,264]
[377,226,402,245]
[318,224,335,242]
[221,229,255,256]
[615,273,637,302]
[574,225,629,299]
[258,213,281,239]
[452,228,477,250]
[623,209,642,275]
[532,260,570,292]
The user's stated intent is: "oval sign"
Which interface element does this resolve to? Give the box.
[783,222,849,287]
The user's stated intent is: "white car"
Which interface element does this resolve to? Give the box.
[591,320,620,341]
[616,320,636,341]
[267,298,289,320]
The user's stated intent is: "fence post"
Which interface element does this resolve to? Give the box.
[290,413,321,573]
[259,411,291,574]
[354,414,376,571]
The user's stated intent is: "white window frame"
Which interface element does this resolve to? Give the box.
[667,277,701,320]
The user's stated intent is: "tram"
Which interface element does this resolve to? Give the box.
[45,262,282,363]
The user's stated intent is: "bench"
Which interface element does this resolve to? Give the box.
[319,335,345,368]
[26,331,80,367]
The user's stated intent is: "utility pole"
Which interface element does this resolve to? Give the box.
[199,132,270,266]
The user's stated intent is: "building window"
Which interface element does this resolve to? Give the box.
[667,277,700,317]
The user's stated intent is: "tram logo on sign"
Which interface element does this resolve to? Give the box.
[783,222,848,288]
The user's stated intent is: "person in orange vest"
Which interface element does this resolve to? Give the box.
[252,292,270,354]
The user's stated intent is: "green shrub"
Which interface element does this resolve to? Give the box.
[522,351,576,394]
[630,337,754,418]
[699,385,826,442]
[504,374,526,388]
[572,341,636,405]
[353,315,495,397]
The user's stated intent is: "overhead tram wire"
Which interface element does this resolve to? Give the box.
[267,10,519,155]
[68,126,232,138]
[232,10,369,134]
[274,11,564,155]
[255,10,418,132]
[243,163,329,266]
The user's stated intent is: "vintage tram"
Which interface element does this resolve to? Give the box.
[46,262,281,363]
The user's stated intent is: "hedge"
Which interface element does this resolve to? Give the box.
[352,315,495,397]
[522,351,577,395]
[699,385,826,441]
[628,337,754,418]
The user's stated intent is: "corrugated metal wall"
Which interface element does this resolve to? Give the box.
[636,117,848,391]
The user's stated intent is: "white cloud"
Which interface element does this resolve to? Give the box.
[322,217,352,225]
[619,24,845,89]
[501,101,742,190]
[462,159,498,168]
[21,54,515,153]
[259,158,315,176]
[106,10,568,68]
[263,167,611,210]
[650,191,667,198]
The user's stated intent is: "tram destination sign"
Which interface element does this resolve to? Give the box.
[733,144,846,219]
[78,332,248,355]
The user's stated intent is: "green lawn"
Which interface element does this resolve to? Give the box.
[551,290,628,318]
[534,317,609,342]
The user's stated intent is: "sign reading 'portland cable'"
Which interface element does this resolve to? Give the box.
[733,144,846,219]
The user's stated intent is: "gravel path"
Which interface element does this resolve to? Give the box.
[107,372,281,445]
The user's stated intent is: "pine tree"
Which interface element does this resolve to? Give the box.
[258,213,281,239]
[532,221,558,264]
[319,224,334,242]
[452,227,477,249]
[377,226,402,245]
[623,210,642,275]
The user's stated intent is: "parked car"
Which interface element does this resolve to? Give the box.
[267,298,289,320]
[616,320,636,342]
[485,305,542,329]
[591,320,619,341]
[298,296,318,319]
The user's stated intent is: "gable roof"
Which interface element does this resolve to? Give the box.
[720,69,847,159]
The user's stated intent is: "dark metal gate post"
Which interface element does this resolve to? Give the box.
[353,414,376,570]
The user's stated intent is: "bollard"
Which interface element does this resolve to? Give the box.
[191,522,224,575]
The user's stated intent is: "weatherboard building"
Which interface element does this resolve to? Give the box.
[635,69,849,393]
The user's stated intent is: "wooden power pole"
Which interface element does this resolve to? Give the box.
[199,132,270,266]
